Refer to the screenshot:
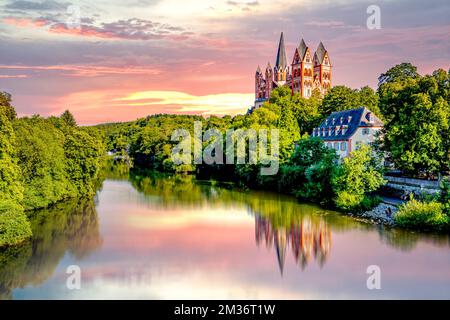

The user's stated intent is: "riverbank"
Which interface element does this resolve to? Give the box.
[348,202,398,227]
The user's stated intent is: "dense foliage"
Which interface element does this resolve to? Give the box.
[377,66,450,176]
[395,198,449,231]
[280,136,337,205]
[332,145,385,212]
[0,92,105,247]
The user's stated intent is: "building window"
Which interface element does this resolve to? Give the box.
[327,142,332,148]
[334,142,339,150]
[341,142,347,151]
[362,128,370,135]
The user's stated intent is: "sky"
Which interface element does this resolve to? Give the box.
[0,0,449,124]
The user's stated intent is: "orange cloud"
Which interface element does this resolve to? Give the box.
[47,89,251,124]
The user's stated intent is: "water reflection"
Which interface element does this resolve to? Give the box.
[1,168,450,299]
[255,214,331,274]
[0,199,101,299]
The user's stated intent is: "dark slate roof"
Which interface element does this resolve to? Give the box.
[275,32,287,69]
[298,38,307,60]
[314,41,327,64]
[314,107,383,141]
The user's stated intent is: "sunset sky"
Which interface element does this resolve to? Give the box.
[0,0,449,124]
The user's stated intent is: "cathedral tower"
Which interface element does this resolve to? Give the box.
[291,38,314,98]
[273,32,289,85]
[313,41,332,95]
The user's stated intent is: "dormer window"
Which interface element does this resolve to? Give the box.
[332,118,335,125]
[342,125,348,135]
[328,127,332,136]
[348,116,352,123]
[340,117,343,124]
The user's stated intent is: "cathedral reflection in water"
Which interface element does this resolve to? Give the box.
[254,214,332,274]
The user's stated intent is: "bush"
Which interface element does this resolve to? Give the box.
[333,191,363,211]
[332,145,386,211]
[0,201,32,247]
[440,178,450,216]
[394,198,449,231]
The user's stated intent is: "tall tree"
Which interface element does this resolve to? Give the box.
[378,62,420,86]
[0,95,23,203]
[60,110,77,128]
[278,103,300,162]
[357,86,381,118]
[0,92,17,121]
[321,85,359,115]
[378,65,450,176]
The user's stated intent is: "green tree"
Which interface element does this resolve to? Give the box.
[378,62,420,86]
[13,116,76,210]
[279,137,337,204]
[0,92,17,121]
[291,91,322,134]
[378,66,450,175]
[357,86,381,118]
[332,145,386,211]
[0,94,31,247]
[64,129,103,196]
[321,85,359,115]
[0,97,23,203]
[60,110,77,128]
[278,104,300,162]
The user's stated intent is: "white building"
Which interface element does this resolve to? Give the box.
[311,107,383,158]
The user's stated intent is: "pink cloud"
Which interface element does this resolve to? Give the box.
[0,74,28,78]
[0,64,162,77]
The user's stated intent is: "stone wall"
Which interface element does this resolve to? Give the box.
[382,175,441,199]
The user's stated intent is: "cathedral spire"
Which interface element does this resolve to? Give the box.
[275,32,287,69]
[315,41,327,64]
[298,38,307,60]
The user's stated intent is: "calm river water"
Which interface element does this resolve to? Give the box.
[1,171,450,299]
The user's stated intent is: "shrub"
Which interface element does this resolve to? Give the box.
[334,191,364,211]
[440,178,450,216]
[0,201,32,247]
[394,198,449,231]
[332,145,386,211]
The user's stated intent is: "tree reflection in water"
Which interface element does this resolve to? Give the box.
[1,169,449,299]
[0,198,102,300]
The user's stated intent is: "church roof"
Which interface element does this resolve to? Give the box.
[315,107,383,141]
[314,41,327,64]
[298,38,308,60]
[275,32,287,69]
[256,65,262,74]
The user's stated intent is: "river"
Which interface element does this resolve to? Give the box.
[1,171,449,299]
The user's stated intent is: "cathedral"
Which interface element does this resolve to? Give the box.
[254,32,332,108]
